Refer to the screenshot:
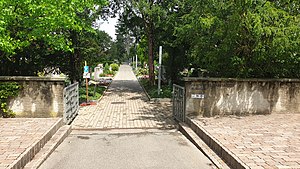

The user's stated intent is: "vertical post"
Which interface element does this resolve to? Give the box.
[85,61,89,103]
[132,57,134,68]
[158,46,162,95]
[135,54,138,70]
[172,84,175,117]
[182,86,186,122]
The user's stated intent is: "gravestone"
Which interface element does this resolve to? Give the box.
[94,66,103,81]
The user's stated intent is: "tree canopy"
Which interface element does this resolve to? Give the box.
[1,0,299,83]
[115,0,300,81]
[0,0,111,81]
[173,0,300,78]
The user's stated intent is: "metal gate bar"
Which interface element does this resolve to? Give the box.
[63,82,79,124]
[173,84,185,122]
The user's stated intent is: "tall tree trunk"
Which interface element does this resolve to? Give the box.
[70,30,80,83]
[0,52,7,76]
[170,48,176,83]
[147,21,155,86]
[142,0,155,86]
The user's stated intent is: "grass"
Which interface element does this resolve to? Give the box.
[139,79,172,98]
[79,85,106,103]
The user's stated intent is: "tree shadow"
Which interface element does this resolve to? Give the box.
[132,102,176,130]
[108,80,144,93]
[101,78,176,129]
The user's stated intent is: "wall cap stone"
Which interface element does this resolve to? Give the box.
[0,76,66,82]
[184,77,300,83]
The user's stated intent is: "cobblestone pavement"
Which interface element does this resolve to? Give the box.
[0,118,61,169]
[72,65,175,129]
[193,114,300,169]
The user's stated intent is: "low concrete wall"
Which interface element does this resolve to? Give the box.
[184,77,300,117]
[0,76,66,117]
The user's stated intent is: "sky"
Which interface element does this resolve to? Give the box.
[98,17,118,41]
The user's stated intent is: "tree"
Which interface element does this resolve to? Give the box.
[110,0,168,85]
[107,0,300,81]
[77,30,113,73]
[174,0,300,78]
[0,0,108,81]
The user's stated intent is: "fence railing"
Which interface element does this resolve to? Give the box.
[172,84,185,122]
[63,82,79,124]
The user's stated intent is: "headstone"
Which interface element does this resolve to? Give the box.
[94,67,103,80]
[98,64,104,68]
[98,64,104,73]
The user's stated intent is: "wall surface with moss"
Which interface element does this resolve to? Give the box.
[0,76,65,117]
[184,78,300,117]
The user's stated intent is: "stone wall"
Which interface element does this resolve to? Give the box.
[0,76,66,117]
[184,77,300,117]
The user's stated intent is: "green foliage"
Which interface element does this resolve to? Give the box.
[0,0,109,82]
[114,0,171,85]
[3,0,296,81]
[113,0,299,80]
[173,0,300,78]
[108,34,128,62]
[0,0,107,54]
[82,30,113,70]
[110,63,119,71]
[137,68,149,76]
[103,63,111,74]
[136,36,148,65]
[139,79,172,98]
[0,82,21,117]
[79,86,106,103]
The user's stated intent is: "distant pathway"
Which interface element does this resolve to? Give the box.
[72,65,174,129]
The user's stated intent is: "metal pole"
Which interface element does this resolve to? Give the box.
[135,54,138,70]
[158,46,162,95]
[85,61,89,103]
[132,57,134,67]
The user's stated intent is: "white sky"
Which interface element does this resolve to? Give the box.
[98,17,118,41]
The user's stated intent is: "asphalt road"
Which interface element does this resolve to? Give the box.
[39,129,216,169]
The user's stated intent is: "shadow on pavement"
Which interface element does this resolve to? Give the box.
[109,80,144,93]
[135,102,175,129]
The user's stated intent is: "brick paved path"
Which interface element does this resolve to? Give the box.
[72,65,174,129]
[0,118,61,169]
[194,114,300,169]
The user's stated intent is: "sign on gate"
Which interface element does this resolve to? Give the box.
[191,94,205,99]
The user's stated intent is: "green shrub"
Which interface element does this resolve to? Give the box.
[104,63,110,74]
[139,79,172,98]
[137,68,148,76]
[110,63,119,72]
[79,86,106,103]
[0,82,21,117]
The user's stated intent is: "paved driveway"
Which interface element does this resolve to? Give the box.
[40,65,216,169]
[39,129,216,169]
